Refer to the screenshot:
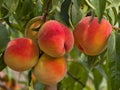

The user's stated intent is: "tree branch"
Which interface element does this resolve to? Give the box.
[112,26,120,30]
[67,71,85,87]
[43,0,52,22]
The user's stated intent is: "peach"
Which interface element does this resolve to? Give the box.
[38,20,74,57]
[74,16,112,56]
[33,54,67,85]
[4,38,39,71]
[25,16,44,42]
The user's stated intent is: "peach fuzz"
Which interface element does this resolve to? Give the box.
[38,20,74,57]
[4,38,39,71]
[73,16,112,56]
[33,54,67,85]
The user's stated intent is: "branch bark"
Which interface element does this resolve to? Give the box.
[112,26,120,30]
[67,71,85,87]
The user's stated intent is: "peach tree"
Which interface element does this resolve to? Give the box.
[0,0,120,90]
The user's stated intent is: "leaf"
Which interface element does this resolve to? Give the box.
[52,0,64,11]
[0,0,4,7]
[28,70,32,86]
[0,53,7,71]
[106,7,118,25]
[70,46,81,58]
[0,6,9,19]
[107,31,120,90]
[117,12,120,27]
[69,0,82,27]
[60,0,72,25]
[0,24,10,52]
[14,0,35,28]
[59,61,88,90]
[92,65,103,90]
[107,0,120,8]
[91,0,106,21]
[3,0,19,13]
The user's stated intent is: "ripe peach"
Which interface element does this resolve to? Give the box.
[74,16,112,56]
[25,16,44,42]
[33,54,67,85]
[4,38,39,71]
[38,20,74,57]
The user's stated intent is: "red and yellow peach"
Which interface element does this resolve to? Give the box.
[74,16,112,56]
[38,20,74,57]
[4,38,39,71]
[33,54,67,85]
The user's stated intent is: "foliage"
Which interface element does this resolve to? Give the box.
[0,0,120,90]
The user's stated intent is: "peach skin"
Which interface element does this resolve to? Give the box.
[33,54,67,85]
[38,20,74,57]
[4,38,39,71]
[74,16,112,56]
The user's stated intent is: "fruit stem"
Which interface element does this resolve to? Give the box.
[112,25,120,30]
[43,0,52,22]
[45,84,57,90]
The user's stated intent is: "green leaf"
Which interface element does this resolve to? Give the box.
[0,6,9,19]
[91,0,106,21]
[69,0,82,27]
[28,70,32,86]
[14,0,35,29]
[118,12,120,27]
[92,65,103,90]
[60,0,72,25]
[0,24,10,52]
[3,0,19,13]
[107,0,120,8]
[70,46,81,58]
[0,53,7,71]
[106,7,118,25]
[59,61,88,90]
[0,0,4,7]
[107,31,120,90]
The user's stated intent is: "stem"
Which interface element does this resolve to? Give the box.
[112,26,120,30]
[43,0,52,22]
[67,71,85,87]
[35,0,52,31]
[45,84,57,90]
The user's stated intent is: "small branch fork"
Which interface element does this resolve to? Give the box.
[67,71,85,87]
[112,26,120,31]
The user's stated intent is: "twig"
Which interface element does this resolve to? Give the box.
[43,0,52,22]
[34,0,51,32]
[112,26,120,30]
[67,71,85,87]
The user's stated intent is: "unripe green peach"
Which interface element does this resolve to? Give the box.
[38,20,74,57]
[33,54,67,85]
[4,38,39,71]
[74,16,112,56]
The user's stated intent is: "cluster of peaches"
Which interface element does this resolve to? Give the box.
[3,16,112,86]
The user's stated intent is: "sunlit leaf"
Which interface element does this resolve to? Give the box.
[91,0,106,21]
[107,31,120,90]
[3,0,19,13]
